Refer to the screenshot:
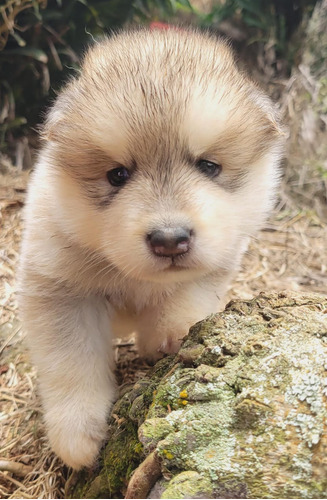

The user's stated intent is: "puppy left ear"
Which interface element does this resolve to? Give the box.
[253,89,287,139]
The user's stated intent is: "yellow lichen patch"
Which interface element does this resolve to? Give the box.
[180,390,188,399]
[163,449,174,460]
[182,400,188,406]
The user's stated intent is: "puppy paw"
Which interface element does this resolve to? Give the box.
[137,343,164,363]
[46,411,107,469]
[138,335,183,363]
[158,336,182,355]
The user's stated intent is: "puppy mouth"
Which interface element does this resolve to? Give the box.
[160,255,191,272]
[136,252,206,283]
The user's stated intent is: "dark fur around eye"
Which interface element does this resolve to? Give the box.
[196,160,222,178]
[106,167,130,187]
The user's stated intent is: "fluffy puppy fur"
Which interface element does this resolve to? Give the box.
[19,28,284,469]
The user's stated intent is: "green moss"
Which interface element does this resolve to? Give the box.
[101,421,143,498]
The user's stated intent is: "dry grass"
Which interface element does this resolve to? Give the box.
[1,81,326,498]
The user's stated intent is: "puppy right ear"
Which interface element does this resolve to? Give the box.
[41,83,76,142]
[42,107,64,142]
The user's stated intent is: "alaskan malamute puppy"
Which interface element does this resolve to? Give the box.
[19,28,284,469]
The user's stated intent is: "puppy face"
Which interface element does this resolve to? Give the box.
[43,29,284,284]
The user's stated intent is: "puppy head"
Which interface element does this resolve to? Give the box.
[43,29,284,284]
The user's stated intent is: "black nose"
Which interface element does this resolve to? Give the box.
[147,227,192,257]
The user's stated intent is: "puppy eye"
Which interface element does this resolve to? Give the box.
[106,167,130,187]
[196,159,222,178]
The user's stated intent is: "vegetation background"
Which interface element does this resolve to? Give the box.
[0,0,317,161]
[0,0,326,498]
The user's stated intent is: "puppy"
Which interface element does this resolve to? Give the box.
[19,28,284,469]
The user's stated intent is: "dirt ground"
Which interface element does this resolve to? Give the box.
[1,81,327,497]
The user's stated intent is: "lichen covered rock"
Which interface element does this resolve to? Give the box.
[71,292,327,499]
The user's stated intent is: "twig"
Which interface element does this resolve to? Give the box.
[125,451,162,499]
[0,324,21,354]
[0,470,27,489]
[0,459,33,477]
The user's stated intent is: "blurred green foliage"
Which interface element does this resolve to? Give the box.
[0,0,192,155]
[197,0,317,54]
[0,0,318,157]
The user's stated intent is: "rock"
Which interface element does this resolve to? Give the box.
[70,292,327,499]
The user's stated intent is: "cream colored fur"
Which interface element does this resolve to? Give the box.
[19,28,284,469]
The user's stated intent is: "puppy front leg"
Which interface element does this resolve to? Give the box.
[137,275,231,361]
[21,292,115,470]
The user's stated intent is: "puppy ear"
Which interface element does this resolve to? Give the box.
[42,83,76,142]
[42,107,64,142]
[252,88,286,139]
